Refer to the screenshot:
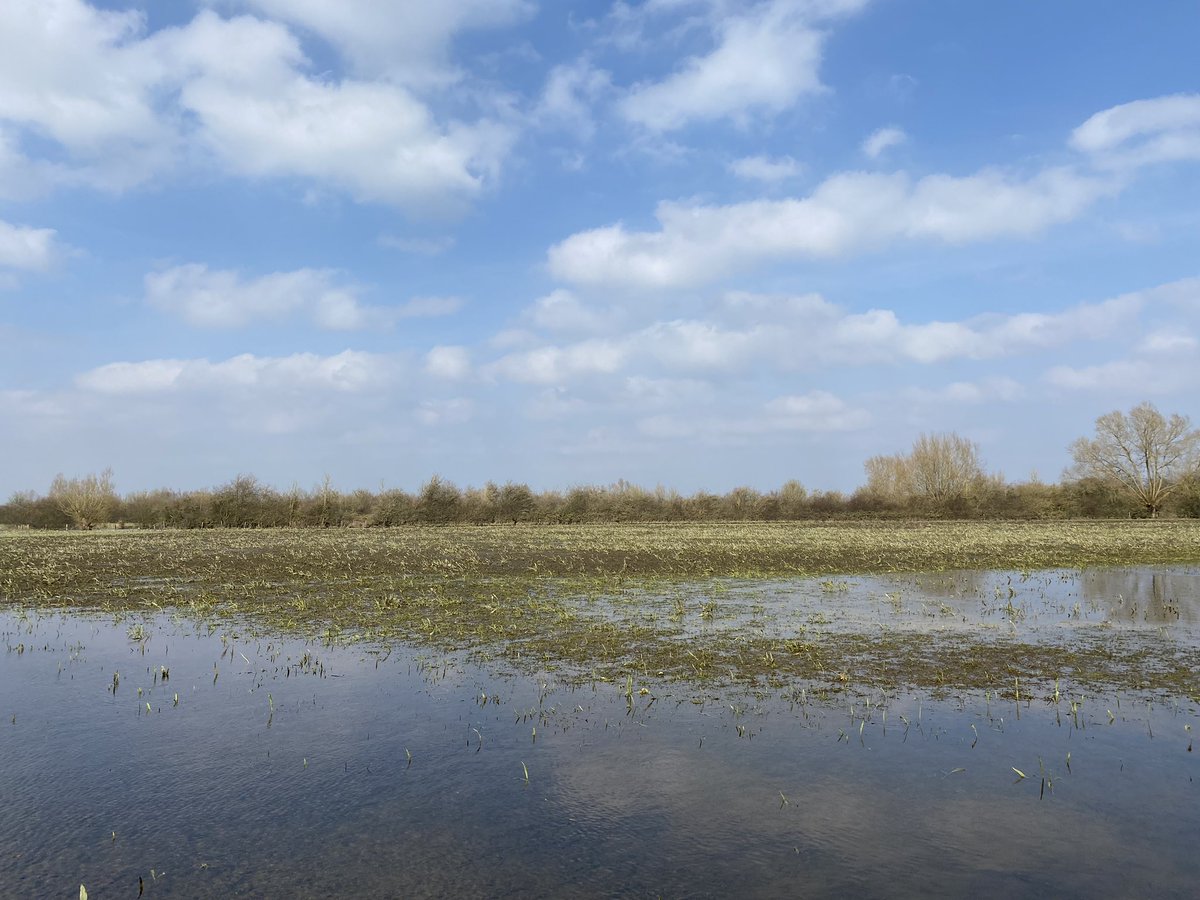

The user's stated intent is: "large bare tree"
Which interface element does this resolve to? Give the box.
[49,468,117,529]
[865,432,989,503]
[1069,402,1200,517]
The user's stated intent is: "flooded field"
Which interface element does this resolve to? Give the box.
[4,524,1200,694]
[2,555,1199,897]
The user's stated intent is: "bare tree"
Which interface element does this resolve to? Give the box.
[909,432,988,502]
[1069,402,1200,517]
[863,453,912,502]
[865,433,988,504]
[49,468,117,529]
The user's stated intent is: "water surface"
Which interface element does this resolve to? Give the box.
[1,568,1198,897]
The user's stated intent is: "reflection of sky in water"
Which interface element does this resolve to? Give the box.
[0,597,1197,898]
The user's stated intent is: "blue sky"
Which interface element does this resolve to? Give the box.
[2,0,1199,497]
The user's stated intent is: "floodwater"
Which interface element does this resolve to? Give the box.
[587,565,1200,641]
[2,568,1198,898]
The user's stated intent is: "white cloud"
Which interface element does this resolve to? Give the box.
[732,287,1137,365]
[1154,276,1200,309]
[1071,93,1200,168]
[1045,359,1156,393]
[524,386,586,421]
[526,289,608,333]
[0,3,514,210]
[76,350,394,394]
[489,340,629,385]
[218,0,534,86]
[0,388,69,419]
[424,345,471,380]
[535,59,613,140]
[548,166,1111,288]
[167,13,513,211]
[620,375,713,408]
[642,319,760,370]
[902,377,1024,405]
[487,281,1152,388]
[548,94,1200,291]
[728,154,802,182]
[637,390,870,441]
[0,0,177,189]
[0,219,58,270]
[145,264,382,330]
[1137,331,1197,355]
[764,390,870,430]
[862,126,906,159]
[618,0,867,131]
[416,397,474,426]
[182,77,509,211]
[1045,285,1200,393]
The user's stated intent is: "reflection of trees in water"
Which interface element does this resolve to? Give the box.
[898,568,1199,628]
[1080,570,1198,626]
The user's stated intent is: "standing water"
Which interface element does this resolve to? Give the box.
[1,568,1198,898]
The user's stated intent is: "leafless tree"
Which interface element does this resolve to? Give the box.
[49,468,116,529]
[863,453,912,502]
[1069,402,1200,517]
[909,432,989,502]
[865,433,989,504]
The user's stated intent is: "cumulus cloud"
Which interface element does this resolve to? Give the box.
[0,388,69,419]
[1045,286,1200,394]
[218,0,534,86]
[548,166,1111,288]
[489,340,629,385]
[165,13,512,211]
[525,289,610,333]
[764,390,870,430]
[1071,93,1200,168]
[0,219,58,270]
[145,264,396,330]
[728,154,802,182]
[416,397,474,426]
[0,0,177,189]
[637,390,870,441]
[488,282,1146,388]
[618,0,867,131]
[902,377,1024,405]
[1137,331,1198,354]
[546,94,1200,291]
[862,126,906,159]
[535,59,613,140]
[484,286,1132,388]
[424,345,471,380]
[0,2,513,210]
[1153,275,1200,308]
[1045,359,1157,393]
[76,350,395,394]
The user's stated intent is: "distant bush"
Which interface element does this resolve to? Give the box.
[1,470,1193,529]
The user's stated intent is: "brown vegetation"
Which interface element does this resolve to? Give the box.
[4,404,1198,529]
[0,469,1182,529]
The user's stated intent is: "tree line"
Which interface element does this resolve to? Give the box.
[3,402,1198,529]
